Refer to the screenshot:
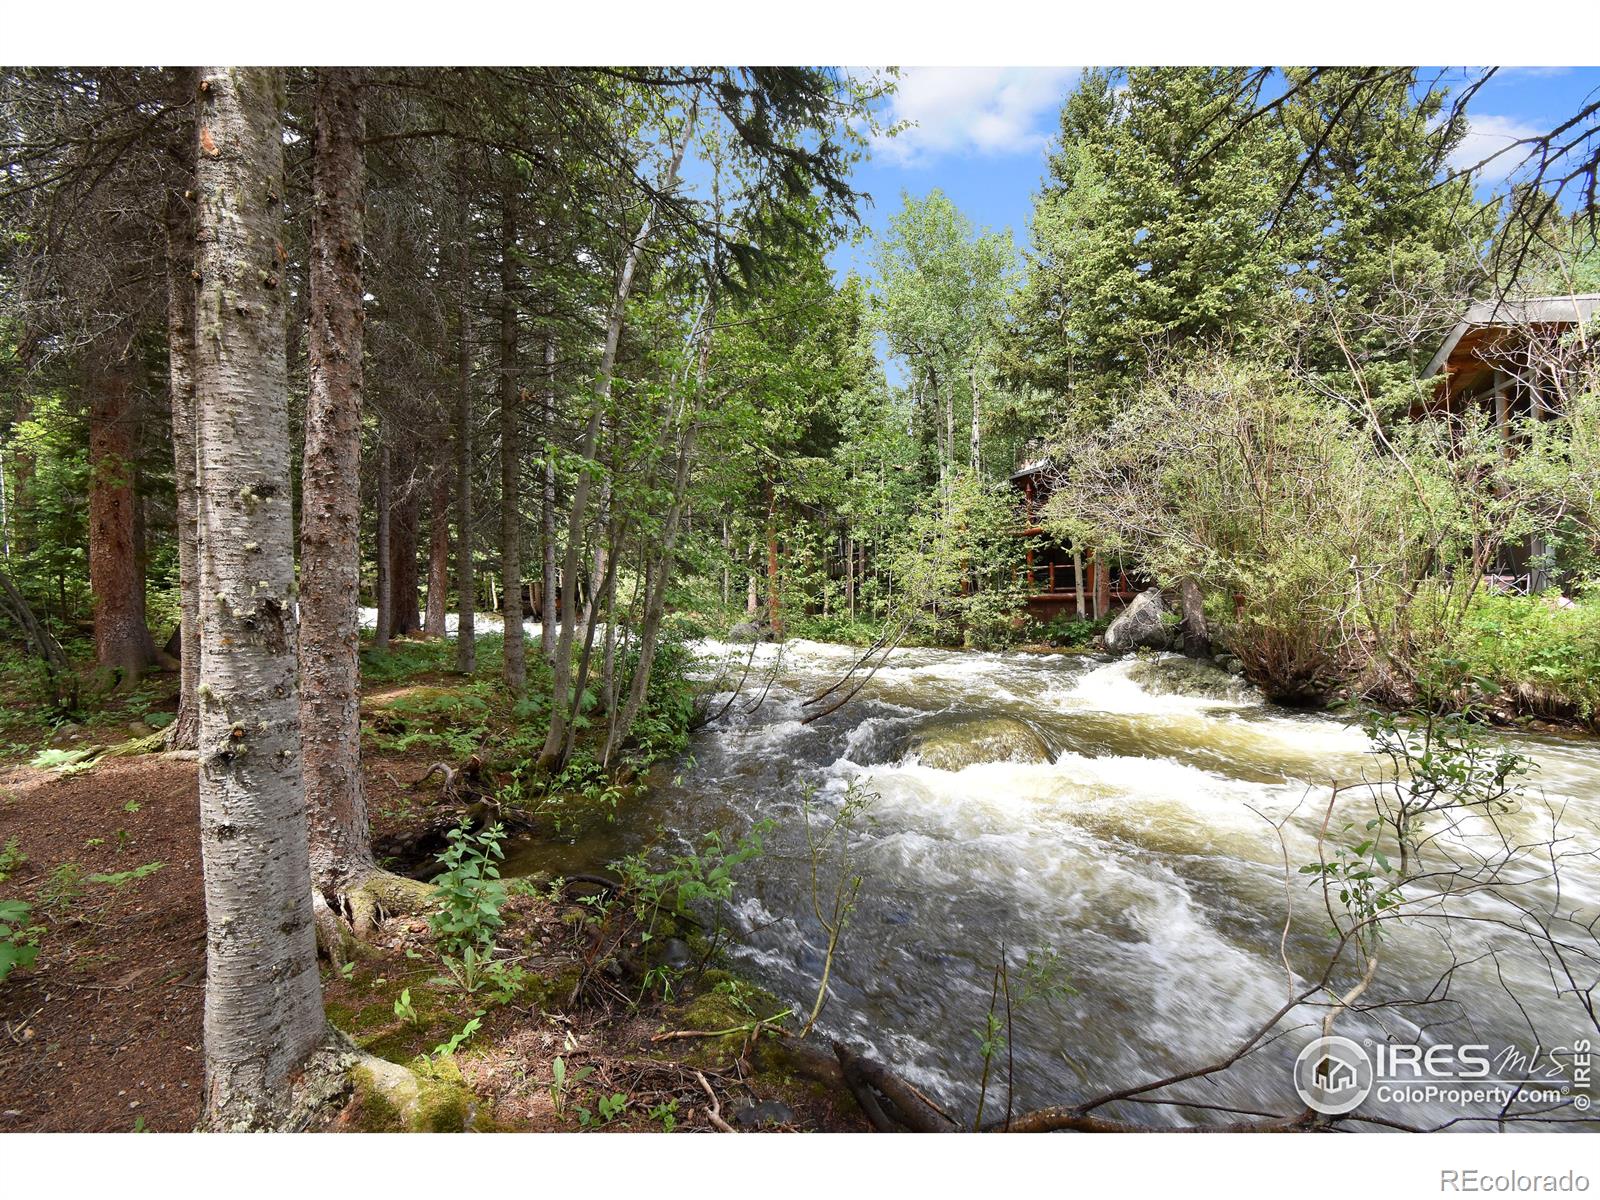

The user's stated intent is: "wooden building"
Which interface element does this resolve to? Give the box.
[1421,293,1599,593]
[1010,459,1142,621]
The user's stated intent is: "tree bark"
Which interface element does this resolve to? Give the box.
[845,531,855,620]
[539,329,558,662]
[604,311,708,762]
[86,327,156,684]
[163,111,201,748]
[1178,576,1210,658]
[498,186,525,693]
[453,151,476,674]
[747,541,759,615]
[191,65,326,1130]
[423,447,451,638]
[373,438,391,651]
[299,66,375,897]
[388,446,420,635]
[969,362,981,475]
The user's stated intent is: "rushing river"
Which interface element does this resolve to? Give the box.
[507,637,1600,1129]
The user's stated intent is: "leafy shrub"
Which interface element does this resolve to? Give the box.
[1037,612,1109,647]
[428,821,508,957]
[1433,588,1600,720]
[0,837,25,883]
[628,635,695,765]
[0,898,41,984]
[886,470,1028,648]
[783,614,885,646]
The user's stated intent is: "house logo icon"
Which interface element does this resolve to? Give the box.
[1293,1035,1374,1115]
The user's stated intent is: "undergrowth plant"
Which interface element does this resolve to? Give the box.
[611,820,773,983]
[429,821,509,958]
[0,898,41,984]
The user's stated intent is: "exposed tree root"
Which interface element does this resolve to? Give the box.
[312,868,438,965]
[413,754,488,805]
[344,870,436,937]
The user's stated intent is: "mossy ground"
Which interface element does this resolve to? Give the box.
[313,874,866,1134]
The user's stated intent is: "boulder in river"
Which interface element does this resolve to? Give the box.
[1126,654,1256,702]
[1104,587,1172,653]
[904,714,1051,770]
[727,619,777,643]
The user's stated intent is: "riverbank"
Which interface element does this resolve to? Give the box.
[0,637,867,1133]
[720,593,1600,736]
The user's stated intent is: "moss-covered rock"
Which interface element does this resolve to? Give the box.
[663,970,790,1062]
[346,1055,479,1132]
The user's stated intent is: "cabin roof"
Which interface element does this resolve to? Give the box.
[1010,457,1051,482]
[1423,293,1600,380]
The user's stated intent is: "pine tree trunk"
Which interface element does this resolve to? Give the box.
[191,65,326,1130]
[299,66,374,897]
[373,439,391,651]
[86,327,156,684]
[163,114,201,748]
[388,450,420,635]
[766,479,781,634]
[498,187,525,693]
[721,517,731,608]
[423,448,450,638]
[540,330,558,662]
[453,152,476,674]
[747,540,759,615]
[845,532,855,620]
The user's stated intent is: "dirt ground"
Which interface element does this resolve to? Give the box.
[0,755,206,1131]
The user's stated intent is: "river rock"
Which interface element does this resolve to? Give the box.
[727,619,776,643]
[904,714,1051,771]
[1104,587,1172,653]
[660,937,693,971]
[1127,654,1254,702]
[729,1097,796,1129]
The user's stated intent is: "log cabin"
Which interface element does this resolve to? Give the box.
[1421,292,1600,593]
[1011,458,1143,622]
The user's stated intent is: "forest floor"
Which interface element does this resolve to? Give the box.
[0,648,868,1133]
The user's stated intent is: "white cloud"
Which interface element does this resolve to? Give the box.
[1450,113,1541,182]
[872,67,1080,166]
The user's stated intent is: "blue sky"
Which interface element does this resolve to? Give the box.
[829,66,1600,281]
